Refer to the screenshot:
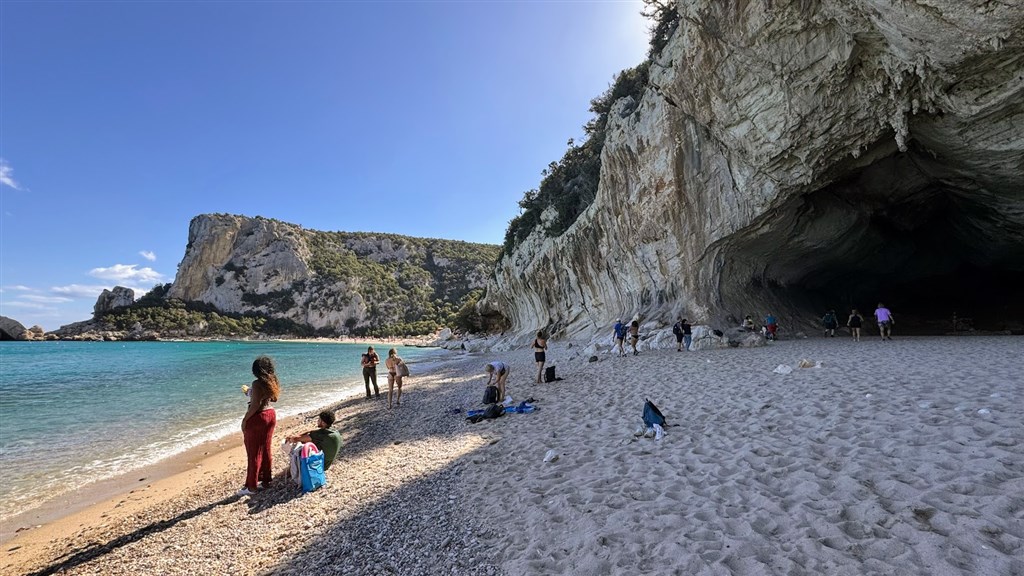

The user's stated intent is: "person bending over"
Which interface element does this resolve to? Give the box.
[286,410,342,471]
[484,361,510,402]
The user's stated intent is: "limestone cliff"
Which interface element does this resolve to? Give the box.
[167,214,498,335]
[482,0,1024,337]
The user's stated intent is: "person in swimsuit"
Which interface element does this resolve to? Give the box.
[384,347,404,409]
[847,309,863,341]
[533,331,548,383]
[239,355,280,496]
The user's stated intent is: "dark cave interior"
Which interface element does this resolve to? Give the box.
[726,143,1024,335]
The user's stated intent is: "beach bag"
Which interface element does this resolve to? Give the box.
[483,385,499,405]
[642,398,666,428]
[544,365,556,383]
[288,443,304,488]
[398,361,410,377]
[299,443,326,492]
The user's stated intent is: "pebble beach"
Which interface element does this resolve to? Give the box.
[3,335,1022,576]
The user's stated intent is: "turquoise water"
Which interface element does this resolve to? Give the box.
[0,340,445,521]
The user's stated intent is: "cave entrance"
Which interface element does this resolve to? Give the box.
[726,139,1024,335]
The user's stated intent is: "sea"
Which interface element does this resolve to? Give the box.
[0,340,450,522]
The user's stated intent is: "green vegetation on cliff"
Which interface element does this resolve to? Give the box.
[305,230,499,337]
[501,1,680,256]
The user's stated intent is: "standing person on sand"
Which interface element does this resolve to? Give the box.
[847,309,863,341]
[239,355,280,496]
[822,309,839,337]
[484,361,510,402]
[629,320,640,355]
[874,303,895,340]
[361,346,380,399]
[613,319,626,357]
[672,317,686,351]
[533,331,548,383]
[384,348,405,409]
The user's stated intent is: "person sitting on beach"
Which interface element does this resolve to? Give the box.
[533,331,548,383]
[484,361,510,402]
[612,319,626,357]
[742,315,755,331]
[285,410,342,471]
[384,348,405,409]
[361,346,380,400]
[629,320,640,355]
[847,309,863,342]
[874,303,895,340]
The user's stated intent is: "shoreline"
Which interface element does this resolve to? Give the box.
[4,336,1021,576]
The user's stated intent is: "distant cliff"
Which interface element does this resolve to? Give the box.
[163,214,499,336]
[481,0,1024,338]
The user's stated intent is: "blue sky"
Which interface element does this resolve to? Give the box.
[0,1,650,331]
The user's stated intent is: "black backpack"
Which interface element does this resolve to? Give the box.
[482,385,499,405]
[672,322,682,336]
[544,366,556,383]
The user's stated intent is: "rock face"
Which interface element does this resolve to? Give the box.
[93,286,135,317]
[167,214,498,335]
[482,1,1024,337]
[0,316,27,340]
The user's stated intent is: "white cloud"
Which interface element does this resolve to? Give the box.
[0,159,23,190]
[89,264,164,283]
[139,250,157,261]
[21,293,74,304]
[1,301,52,310]
[51,284,112,298]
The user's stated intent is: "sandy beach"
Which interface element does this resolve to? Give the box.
[3,335,1021,575]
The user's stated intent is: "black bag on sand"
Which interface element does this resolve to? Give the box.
[483,385,499,404]
[544,366,556,383]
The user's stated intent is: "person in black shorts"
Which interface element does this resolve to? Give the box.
[847,309,863,342]
[533,330,548,383]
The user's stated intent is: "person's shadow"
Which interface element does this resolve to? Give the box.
[24,476,302,576]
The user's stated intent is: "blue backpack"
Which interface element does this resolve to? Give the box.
[299,443,326,492]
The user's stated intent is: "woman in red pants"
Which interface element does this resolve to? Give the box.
[238,356,280,496]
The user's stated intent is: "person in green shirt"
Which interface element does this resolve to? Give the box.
[286,410,342,471]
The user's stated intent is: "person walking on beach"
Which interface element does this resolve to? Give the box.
[629,320,640,355]
[384,348,405,409]
[847,309,863,341]
[239,355,280,496]
[613,319,626,357]
[484,361,510,402]
[361,346,380,399]
[285,410,342,471]
[764,313,778,340]
[533,331,548,383]
[874,303,895,340]
[822,309,839,337]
